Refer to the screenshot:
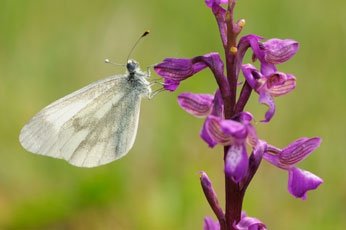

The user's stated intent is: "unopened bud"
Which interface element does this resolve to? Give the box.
[225,11,231,22]
[230,46,238,54]
[238,19,246,28]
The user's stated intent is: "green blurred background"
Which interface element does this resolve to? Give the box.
[0,0,345,229]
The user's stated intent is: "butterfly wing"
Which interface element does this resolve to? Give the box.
[19,75,142,167]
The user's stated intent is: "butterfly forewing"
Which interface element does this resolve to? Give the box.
[19,74,145,167]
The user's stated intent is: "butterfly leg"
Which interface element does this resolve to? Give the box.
[148,88,165,99]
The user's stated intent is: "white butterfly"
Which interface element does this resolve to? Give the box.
[19,59,152,168]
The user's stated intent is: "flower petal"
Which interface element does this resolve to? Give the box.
[211,90,224,117]
[162,79,179,91]
[238,112,254,124]
[154,53,225,91]
[262,149,281,169]
[263,38,299,64]
[154,58,208,91]
[205,0,228,8]
[178,93,214,117]
[258,92,275,122]
[241,64,261,89]
[279,137,322,166]
[264,72,296,96]
[200,120,218,148]
[225,144,249,183]
[234,214,267,230]
[204,216,220,230]
[246,124,259,148]
[288,167,323,200]
[237,112,258,147]
[204,115,248,146]
[251,140,267,165]
[237,34,277,76]
[264,137,322,170]
[238,34,265,63]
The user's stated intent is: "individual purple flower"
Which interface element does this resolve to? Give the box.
[234,212,267,230]
[263,137,323,199]
[154,52,226,91]
[241,64,296,122]
[202,112,257,148]
[203,115,248,146]
[154,58,207,91]
[202,114,258,182]
[204,217,220,230]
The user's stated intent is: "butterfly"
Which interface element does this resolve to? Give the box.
[19,57,153,168]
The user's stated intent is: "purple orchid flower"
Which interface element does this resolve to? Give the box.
[154,53,226,92]
[263,137,323,199]
[154,0,322,229]
[178,91,257,183]
[241,63,296,122]
[237,34,299,74]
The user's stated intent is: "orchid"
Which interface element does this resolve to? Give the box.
[154,0,322,229]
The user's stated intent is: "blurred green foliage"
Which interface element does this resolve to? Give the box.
[0,0,345,229]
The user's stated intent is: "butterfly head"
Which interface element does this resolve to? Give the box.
[126,59,139,74]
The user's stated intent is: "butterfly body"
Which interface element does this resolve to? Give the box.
[19,59,151,167]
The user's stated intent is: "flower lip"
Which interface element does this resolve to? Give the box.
[224,143,248,183]
[288,167,323,200]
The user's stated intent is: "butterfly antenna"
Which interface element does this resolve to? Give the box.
[126,30,150,62]
[104,58,125,66]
